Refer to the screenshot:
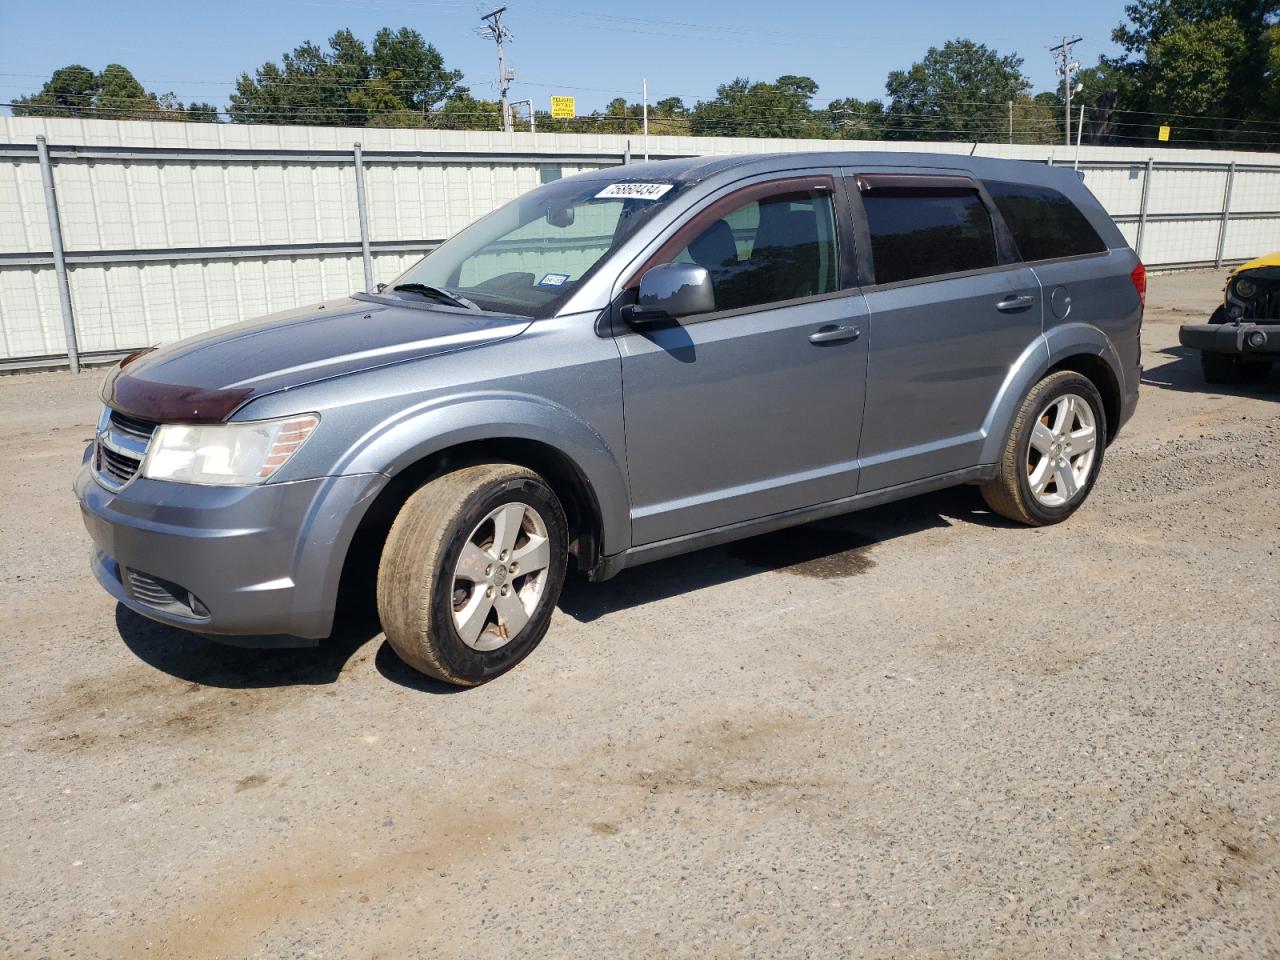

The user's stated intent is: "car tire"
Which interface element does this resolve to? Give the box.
[980,370,1108,526]
[377,462,568,686]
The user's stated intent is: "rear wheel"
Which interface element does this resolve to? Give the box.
[377,463,568,685]
[981,370,1107,526]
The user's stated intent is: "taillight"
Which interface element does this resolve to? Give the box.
[1130,262,1147,307]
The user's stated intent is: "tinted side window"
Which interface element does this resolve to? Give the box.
[985,181,1107,261]
[672,190,838,312]
[861,188,997,284]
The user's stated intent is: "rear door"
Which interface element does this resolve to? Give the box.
[982,178,1132,347]
[847,172,1042,491]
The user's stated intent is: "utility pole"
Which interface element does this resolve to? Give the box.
[642,78,649,161]
[1051,36,1082,147]
[480,7,515,133]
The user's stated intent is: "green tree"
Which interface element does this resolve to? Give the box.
[825,97,886,139]
[1146,16,1246,116]
[883,39,1031,141]
[432,93,503,131]
[184,102,222,123]
[689,75,826,138]
[1107,0,1280,144]
[1264,24,1280,115]
[229,27,464,125]
[13,63,184,120]
[11,64,99,117]
[95,64,163,119]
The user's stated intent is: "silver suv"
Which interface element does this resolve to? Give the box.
[76,152,1144,685]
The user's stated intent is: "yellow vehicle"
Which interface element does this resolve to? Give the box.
[1179,251,1280,383]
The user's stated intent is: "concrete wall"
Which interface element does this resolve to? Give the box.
[2,116,1278,366]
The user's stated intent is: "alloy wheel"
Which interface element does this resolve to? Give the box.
[1026,393,1098,508]
[450,501,551,651]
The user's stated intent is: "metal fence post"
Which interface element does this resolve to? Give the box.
[1135,157,1154,259]
[35,135,80,373]
[1215,161,1236,268]
[352,142,374,293]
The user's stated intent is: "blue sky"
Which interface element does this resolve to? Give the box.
[0,0,1127,116]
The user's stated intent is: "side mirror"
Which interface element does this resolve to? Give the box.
[375,282,387,293]
[622,262,716,329]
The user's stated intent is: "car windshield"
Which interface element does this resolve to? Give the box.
[388,176,689,317]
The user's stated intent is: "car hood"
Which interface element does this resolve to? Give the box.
[1232,250,1280,275]
[103,296,532,423]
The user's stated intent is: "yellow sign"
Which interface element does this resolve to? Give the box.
[550,96,576,119]
[1158,124,1171,142]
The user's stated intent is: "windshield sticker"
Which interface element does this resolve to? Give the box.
[594,182,674,201]
[538,273,571,288]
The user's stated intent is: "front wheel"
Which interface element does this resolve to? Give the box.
[980,371,1107,526]
[377,463,568,686]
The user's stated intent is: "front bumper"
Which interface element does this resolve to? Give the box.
[1179,321,1280,356]
[75,457,385,642]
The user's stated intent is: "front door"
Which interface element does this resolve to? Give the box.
[617,175,869,546]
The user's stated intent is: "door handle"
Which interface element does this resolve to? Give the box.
[809,325,861,344]
[996,295,1036,312]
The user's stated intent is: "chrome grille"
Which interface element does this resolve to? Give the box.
[98,445,141,486]
[123,568,206,618]
[124,568,183,606]
[93,408,157,491]
[108,411,156,444]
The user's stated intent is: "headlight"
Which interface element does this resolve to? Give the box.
[141,414,319,485]
[1234,277,1258,300]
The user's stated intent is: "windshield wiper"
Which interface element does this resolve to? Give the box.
[391,283,478,311]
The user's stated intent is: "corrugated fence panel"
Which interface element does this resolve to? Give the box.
[2,116,1279,365]
[1232,170,1280,214]
[1078,166,1147,218]
[0,158,52,254]
[0,266,63,357]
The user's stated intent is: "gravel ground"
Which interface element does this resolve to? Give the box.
[2,269,1277,959]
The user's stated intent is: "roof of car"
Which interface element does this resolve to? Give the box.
[581,150,1083,190]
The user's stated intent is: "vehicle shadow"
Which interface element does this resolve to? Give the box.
[1142,344,1279,399]
[558,484,1013,623]
[114,603,381,689]
[116,485,1009,687]
[116,601,469,694]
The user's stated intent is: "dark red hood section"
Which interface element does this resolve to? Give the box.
[103,363,253,424]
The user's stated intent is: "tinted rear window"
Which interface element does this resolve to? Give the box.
[861,188,997,284]
[985,181,1107,262]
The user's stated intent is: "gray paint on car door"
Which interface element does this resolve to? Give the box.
[618,292,870,545]
[856,266,1044,491]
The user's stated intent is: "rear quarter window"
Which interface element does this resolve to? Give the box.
[985,181,1107,262]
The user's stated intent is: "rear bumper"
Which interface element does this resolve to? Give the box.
[75,458,385,642]
[1179,322,1280,356]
